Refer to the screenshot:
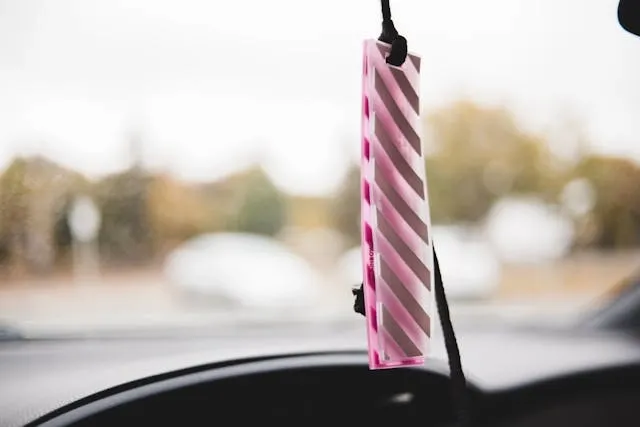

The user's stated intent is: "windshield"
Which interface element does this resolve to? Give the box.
[1,0,639,340]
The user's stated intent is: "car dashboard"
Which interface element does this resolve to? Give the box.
[3,326,640,427]
[15,351,640,427]
[36,353,459,426]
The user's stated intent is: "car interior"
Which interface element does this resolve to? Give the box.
[1,1,639,427]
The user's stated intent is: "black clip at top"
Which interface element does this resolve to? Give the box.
[378,0,408,67]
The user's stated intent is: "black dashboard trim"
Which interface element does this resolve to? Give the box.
[26,350,640,427]
[482,361,640,422]
[29,351,459,427]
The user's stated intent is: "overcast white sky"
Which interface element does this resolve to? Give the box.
[0,0,639,196]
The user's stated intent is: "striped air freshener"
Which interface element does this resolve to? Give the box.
[361,38,433,370]
[355,3,471,424]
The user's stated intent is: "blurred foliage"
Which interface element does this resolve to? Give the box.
[331,100,560,240]
[424,100,557,223]
[223,167,287,237]
[1,100,639,278]
[330,165,361,246]
[0,159,287,274]
[0,156,86,274]
[0,159,28,269]
[330,100,640,250]
[570,155,640,249]
[288,196,332,231]
[147,174,220,252]
[94,168,153,265]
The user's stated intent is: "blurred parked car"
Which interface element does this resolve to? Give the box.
[163,233,322,310]
[338,225,501,300]
[484,197,575,264]
[433,225,501,300]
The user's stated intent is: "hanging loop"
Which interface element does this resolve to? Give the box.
[378,0,408,66]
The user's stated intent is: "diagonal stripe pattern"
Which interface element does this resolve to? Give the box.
[361,39,433,370]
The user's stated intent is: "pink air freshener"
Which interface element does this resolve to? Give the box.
[361,39,433,370]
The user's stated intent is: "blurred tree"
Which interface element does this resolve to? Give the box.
[570,155,640,249]
[0,156,85,275]
[425,100,555,223]
[329,100,558,243]
[287,195,332,231]
[329,165,361,247]
[94,168,153,265]
[53,197,74,251]
[228,167,287,237]
[146,174,222,253]
[0,158,29,273]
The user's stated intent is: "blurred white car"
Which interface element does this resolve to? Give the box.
[432,225,501,300]
[484,197,575,264]
[163,233,322,310]
[337,225,501,300]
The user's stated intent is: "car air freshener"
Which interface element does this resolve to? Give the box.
[360,38,433,370]
[355,2,471,422]
[354,1,471,423]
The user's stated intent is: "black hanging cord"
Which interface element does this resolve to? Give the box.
[433,248,471,427]
[378,0,397,42]
[352,247,471,426]
[378,0,408,66]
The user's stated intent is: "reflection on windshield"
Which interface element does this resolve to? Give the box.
[0,0,639,336]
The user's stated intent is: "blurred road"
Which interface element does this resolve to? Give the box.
[1,250,636,337]
[0,271,590,337]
